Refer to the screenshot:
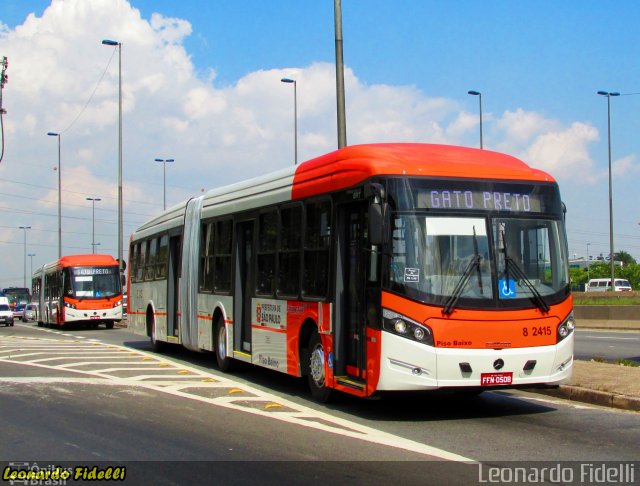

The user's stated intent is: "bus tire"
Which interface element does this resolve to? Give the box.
[150,320,165,353]
[215,317,234,372]
[305,331,332,403]
[105,321,114,330]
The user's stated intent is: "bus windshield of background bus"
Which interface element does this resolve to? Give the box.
[66,267,121,299]
[388,215,569,307]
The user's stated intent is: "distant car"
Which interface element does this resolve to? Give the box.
[586,278,632,292]
[22,303,38,322]
[0,303,14,326]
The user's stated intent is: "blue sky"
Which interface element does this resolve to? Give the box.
[0,0,639,286]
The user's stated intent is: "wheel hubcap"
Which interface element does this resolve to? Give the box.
[217,325,227,359]
[309,343,325,387]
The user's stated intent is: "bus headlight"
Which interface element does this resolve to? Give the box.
[113,300,122,308]
[393,319,408,334]
[383,309,434,346]
[557,311,576,342]
[64,302,76,309]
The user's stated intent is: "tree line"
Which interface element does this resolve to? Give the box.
[570,251,640,291]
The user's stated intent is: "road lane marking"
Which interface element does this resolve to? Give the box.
[0,333,474,462]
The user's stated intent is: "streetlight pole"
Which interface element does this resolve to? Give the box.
[586,242,591,283]
[468,90,483,149]
[28,253,35,281]
[19,226,31,288]
[102,39,123,271]
[597,90,620,291]
[334,0,347,149]
[47,132,61,258]
[280,78,298,165]
[154,158,174,210]
[86,197,102,253]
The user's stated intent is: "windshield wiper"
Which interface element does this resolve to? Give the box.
[501,230,550,313]
[443,227,483,316]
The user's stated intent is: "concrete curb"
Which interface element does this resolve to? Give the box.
[535,385,640,412]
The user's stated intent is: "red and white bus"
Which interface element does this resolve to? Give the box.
[128,143,574,401]
[33,254,124,329]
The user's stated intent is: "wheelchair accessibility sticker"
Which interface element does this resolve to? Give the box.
[499,279,517,298]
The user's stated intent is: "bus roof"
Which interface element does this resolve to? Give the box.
[133,143,556,239]
[42,254,120,271]
[291,143,555,200]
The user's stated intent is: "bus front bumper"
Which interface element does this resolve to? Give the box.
[376,330,574,391]
[64,305,123,323]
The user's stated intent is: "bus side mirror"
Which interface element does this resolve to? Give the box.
[369,202,389,246]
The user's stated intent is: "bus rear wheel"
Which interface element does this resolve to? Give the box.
[215,318,234,372]
[150,320,165,352]
[305,331,332,402]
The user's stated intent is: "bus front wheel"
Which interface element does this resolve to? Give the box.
[305,332,332,403]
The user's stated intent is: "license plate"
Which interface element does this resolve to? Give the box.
[480,372,513,386]
[90,316,100,320]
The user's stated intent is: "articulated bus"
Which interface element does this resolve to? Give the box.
[33,254,123,329]
[128,143,574,401]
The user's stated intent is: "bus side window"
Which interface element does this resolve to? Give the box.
[146,238,158,281]
[256,211,277,296]
[303,200,331,298]
[214,220,233,293]
[129,243,138,283]
[137,241,147,282]
[199,223,214,292]
[157,235,169,279]
[278,204,302,297]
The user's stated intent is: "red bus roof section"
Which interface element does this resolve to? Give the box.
[291,143,555,200]
[57,254,120,268]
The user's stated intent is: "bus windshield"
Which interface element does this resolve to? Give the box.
[65,266,121,299]
[1,288,30,306]
[387,214,569,309]
[384,178,569,309]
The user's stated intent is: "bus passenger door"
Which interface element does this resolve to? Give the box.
[336,202,369,385]
[167,235,181,337]
[234,220,254,354]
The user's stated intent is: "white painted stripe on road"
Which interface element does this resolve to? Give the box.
[581,336,639,341]
[0,333,475,462]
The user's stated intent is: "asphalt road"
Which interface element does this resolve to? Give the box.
[574,329,640,363]
[1,323,639,485]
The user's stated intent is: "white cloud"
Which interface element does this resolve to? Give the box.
[613,154,640,177]
[522,122,599,183]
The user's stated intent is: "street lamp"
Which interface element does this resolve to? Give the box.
[468,90,483,149]
[154,158,175,210]
[19,226,31,288]
[586,242,591,283]
[597,90,620,291]
[47,132,61,258]
[28,253,35,281]
[280,78,298,165]
[86,197,102,253]
[102,39,123,271]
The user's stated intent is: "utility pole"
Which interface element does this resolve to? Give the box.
[334,0,347,149]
